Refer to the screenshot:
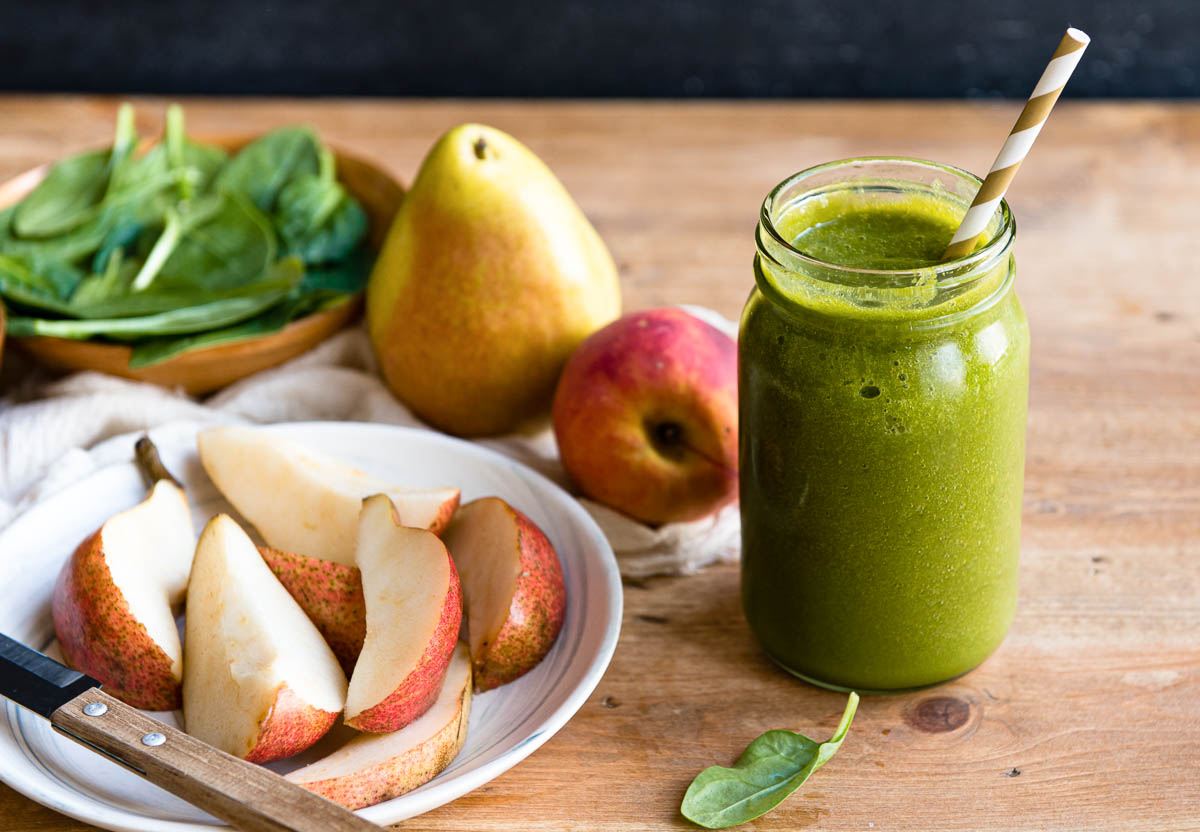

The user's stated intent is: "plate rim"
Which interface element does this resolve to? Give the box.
[0,420,623,831]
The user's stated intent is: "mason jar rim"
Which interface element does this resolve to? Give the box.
[759,156,1015,288]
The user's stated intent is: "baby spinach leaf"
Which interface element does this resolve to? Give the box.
[681,693,859,829]
[92,218,143,274]
[1,206,110,269]
[159,191,276,290]
[70,248,140,309]
[71,256,302,320]
[130,191,273,293]
[298,246,373,294]
[126,288,309,368]
[0,253,80,314]
[104,102,140,195]
[163,103,227,201]
[13,103,138,239]
[12,150,111,239]
[275,147,368,264]
[215,126,321,212]
[6,289,292,340]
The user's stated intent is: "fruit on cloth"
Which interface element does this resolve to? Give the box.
[366,122,621,437]
[553,307,738,524]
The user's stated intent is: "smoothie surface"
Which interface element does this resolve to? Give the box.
[782,188,965,270]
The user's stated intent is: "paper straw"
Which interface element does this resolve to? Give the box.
[942,27,1090,260]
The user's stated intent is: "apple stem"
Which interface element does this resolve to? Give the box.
[473,137,489,160]
[134,436,183,490]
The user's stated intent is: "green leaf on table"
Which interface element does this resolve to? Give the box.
[215,126,321,213]
[275,147,368,264]
[680,692,859,829]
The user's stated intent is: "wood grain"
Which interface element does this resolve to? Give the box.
[1,97,1198,832]
[50,689,380,832]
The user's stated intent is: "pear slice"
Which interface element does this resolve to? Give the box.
[197,425,460,566]
[344,495,462,733]
[287,642,472,809]
[183,515,347,763]
[441,497,566,691]
[258,545,365,674]
[51,480,194,710]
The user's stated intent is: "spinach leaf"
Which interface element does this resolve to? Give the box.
[13,103,138,239]
[127,289,309,368]
[12,150,110,239]
[71,248,139,309]
[163,103,227,201]
[298,246,373,294]
[275,147,367,264]
[215,126,321,212]
[1,205,110,269]
[71,256,302,320]
[680,693,859,829]
[6,289,292,340]
[0,253,80,314]
[130,191,274,292]
[92,217,143,273]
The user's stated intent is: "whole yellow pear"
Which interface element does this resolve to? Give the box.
[366,123,622,437]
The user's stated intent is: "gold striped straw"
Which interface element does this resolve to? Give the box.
[942,27,1090,260]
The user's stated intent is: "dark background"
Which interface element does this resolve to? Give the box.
[2,0,1193,98]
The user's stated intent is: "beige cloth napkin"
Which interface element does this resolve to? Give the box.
[0,309,739,578]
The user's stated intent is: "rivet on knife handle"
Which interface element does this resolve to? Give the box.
[51,689,380,832]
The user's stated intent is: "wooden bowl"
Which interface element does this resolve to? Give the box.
[0,135,403,394]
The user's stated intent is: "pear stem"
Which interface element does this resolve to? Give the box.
[135,436,183,490]
[472,137,489,160]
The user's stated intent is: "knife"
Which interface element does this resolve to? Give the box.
[0,632,380,832]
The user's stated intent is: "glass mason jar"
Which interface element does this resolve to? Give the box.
[739,157,1029,693]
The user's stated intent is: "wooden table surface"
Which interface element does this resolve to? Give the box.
[1,97,1197,832]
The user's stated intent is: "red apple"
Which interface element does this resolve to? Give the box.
[552,307,737,525]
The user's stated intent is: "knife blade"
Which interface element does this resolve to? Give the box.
[0,632,380,832]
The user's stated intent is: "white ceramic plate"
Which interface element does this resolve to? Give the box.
[0,421,622,831]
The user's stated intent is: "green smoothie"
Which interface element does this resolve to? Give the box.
[740,159,1029,692]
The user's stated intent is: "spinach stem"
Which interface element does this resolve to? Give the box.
[103,247,124,281]
[112,103,137,161]
[131,207,182,292]
[310,148,344,228]
[166,103,193,202]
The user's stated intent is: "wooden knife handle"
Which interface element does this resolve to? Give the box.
[51,688,380,832]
